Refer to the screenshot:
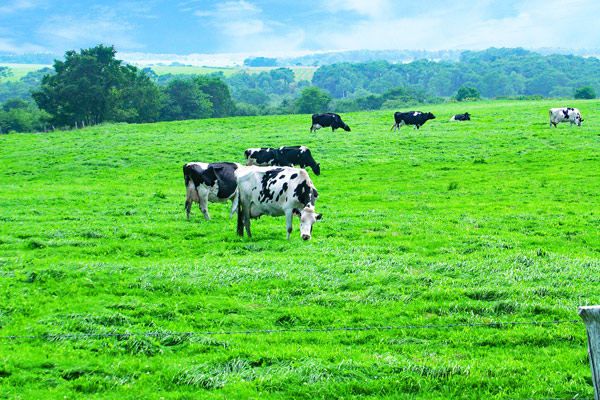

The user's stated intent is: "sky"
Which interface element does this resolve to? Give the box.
[2,0,600,63]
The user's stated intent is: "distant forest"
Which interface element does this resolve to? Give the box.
[1,47,599,133]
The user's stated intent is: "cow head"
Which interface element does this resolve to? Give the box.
[293,206,322,240]
[426,112,436,121]
[343,124,351,132]
[312,163,321,176]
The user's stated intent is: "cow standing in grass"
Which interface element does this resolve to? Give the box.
[244,146,321,175]
[235,166,321,240]
[392,111,436,130]
[310,113,351,132]
[549,107,583,127]
[183,162,241,220]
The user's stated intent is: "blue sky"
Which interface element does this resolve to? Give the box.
[1,0,599,57]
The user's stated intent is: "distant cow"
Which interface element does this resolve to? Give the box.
[236,166,321,240]
[549,107,583,127]
[245,146,321,175]
[183,162,241,220]
[310,113,351,132]
[451,112,470,121]
[392,111,436,131]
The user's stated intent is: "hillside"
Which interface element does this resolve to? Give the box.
[0,100,599,398]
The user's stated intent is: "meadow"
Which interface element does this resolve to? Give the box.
[0,63,50,81]
[0,99,599,399]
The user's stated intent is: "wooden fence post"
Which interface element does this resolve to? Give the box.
[579,306,600,400]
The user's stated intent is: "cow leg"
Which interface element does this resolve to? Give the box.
[285,210,293,239]
[229,191,239,218]
[185,199,192,220]
[185,182,200,220]
[197,189,210,220]
[243,206,252,238]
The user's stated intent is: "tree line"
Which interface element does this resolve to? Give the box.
[0,46,598,134]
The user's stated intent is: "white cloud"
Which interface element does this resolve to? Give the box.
[0,37,45,53]
[0,0,45,15]
[304,0,600,51]
[321,0,393,19]
[36,12,145,52]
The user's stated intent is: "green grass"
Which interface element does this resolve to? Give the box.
[0,100,599,399]
[0,63,50,81]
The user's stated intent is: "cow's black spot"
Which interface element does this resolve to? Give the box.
[293,180,312,206]
[259,168,283,203]
[290,173,298,180]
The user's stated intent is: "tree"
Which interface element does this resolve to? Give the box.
[0,66,13,81]
[574,86,596,99]
[193,76,235,117]
[112,72,164,123]
[270,68,295,90]
[0,99,49,133]
[295,87,332,114]
[455,86,480,101]
[160,78,212,121]
[32,45,159,127]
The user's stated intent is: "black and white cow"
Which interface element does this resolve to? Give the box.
[236,166,322,240]
[392,111,436,131]
[310,113,351,132]
[549,107,583,127]
[451,112,470,121]
[183,162,241,220]
[244,146,321,175]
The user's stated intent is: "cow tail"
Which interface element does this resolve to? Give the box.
[183,164,190,186]
[237,198,244,236]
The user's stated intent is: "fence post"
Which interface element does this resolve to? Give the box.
[579,306,600,400]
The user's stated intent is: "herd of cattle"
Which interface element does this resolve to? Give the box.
[184,107,584,240]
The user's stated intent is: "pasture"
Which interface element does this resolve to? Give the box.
[0,63,50,82]
[0,99,599,399]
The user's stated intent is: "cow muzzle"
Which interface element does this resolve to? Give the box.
[301,234,311,241]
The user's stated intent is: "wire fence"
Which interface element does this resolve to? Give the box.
[0,318,583,342]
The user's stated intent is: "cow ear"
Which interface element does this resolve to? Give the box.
[316,213,322,220]
[292,208,301,217]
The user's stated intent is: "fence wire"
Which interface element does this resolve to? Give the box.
[0,319,583,342]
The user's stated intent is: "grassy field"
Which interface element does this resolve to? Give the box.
[0,63,51,81]
[0,100,599,399]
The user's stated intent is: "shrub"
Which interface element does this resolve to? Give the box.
[573,86,596,99]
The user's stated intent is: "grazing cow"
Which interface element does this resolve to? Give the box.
[392,111,436,131]
[245,146,321,175]
[451,112,471,121]
[549,107,583,127]
[183,162,241,220]
[310,113,351,132]
[236,166,321,240]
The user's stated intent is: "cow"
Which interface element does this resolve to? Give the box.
[549,107,583,127]
[310,113,351,132]
[451,112,470,121]
[392,111,436,131]
[183,162,241,220]
[235,166,322,240]
[244,146,321,175]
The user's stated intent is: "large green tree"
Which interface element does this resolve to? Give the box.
[160,79,212,121]
[295,87,332,114]
[32,45,159,127]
